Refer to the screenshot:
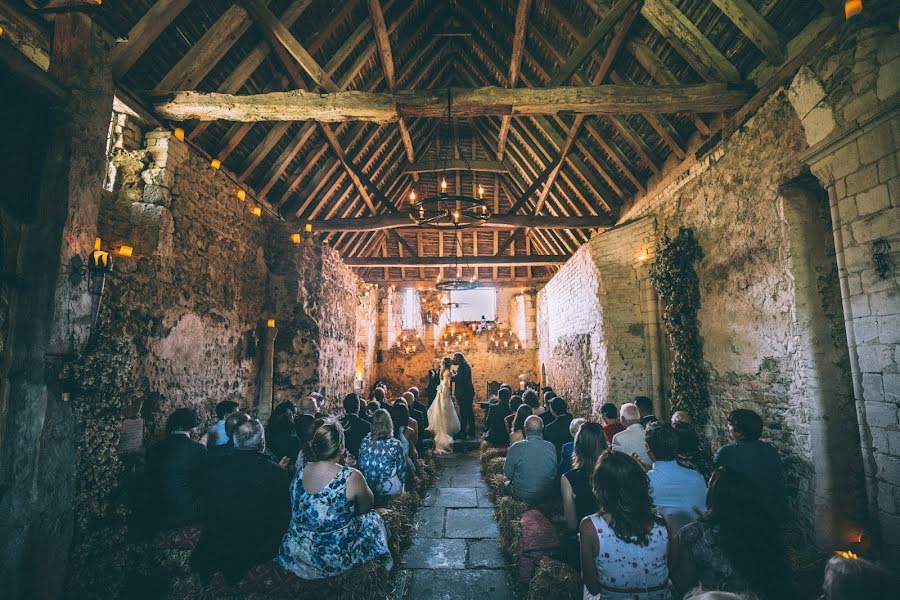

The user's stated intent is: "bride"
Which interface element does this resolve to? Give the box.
[426,357,461,454]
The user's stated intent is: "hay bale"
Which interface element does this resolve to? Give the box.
[525,558,581,600]
[479,448,507,475]
[486,473,508,504]
[494,496,528,561]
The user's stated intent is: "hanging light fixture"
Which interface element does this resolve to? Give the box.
[435,229,479,291]
[408,89,491,229]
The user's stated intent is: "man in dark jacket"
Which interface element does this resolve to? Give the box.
[452,352,476,438]
[543,397,574,455]
[191,419,290,583]
[146,408,207,530]
[339,393,371,458]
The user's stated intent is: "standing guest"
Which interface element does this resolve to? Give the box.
[645,423,707,531]
[266,410,301,466]
[357,409,406,497]
[366,400,381,417]
[191,419,290,583]
[612,403,651,466]
[539,391,557,426]
[558,417,587,475]
[635,396,658,426]
[600,402,625,445]
[509,404,532,445]
[820,554,899,600]
[672,468,787,599]
[339,393,371,459]
[426,359,441,405]
[146,408,207,530]
[273,400,297,418]
[713,409,786,522]
[503,416,558,504]
[580,450,672,600]
[671,411,691,426]
[521,389,540,413]
[505,395,523,434]
[674,422,714,481]
[543,396,574,454]
[277,422,392,579]
[484,387,513,446]
[561,422,605,531]
[452,352,476,439]
[207,411,251,460]
[298,396,317,418]
[207,400,239,447]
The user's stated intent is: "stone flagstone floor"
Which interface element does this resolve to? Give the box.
[396,450,513,600]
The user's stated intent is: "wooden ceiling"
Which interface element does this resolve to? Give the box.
[93,0,833,285]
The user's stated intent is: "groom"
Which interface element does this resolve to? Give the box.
[452,352,476,439]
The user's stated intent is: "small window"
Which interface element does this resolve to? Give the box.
[402,288,420,329]
[447,288,497,322]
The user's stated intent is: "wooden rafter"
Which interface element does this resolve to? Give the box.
[301,213,611,232]
[111,0,193,79]
[711,0,784,64]
[497,0,532,162]
[345,255,568,267]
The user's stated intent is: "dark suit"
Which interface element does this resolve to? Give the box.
[453,361,476,437]
[411,400,430,430]
[339,413,371,458]
[191,450,290,583]
[484,403,512,446]
[544,413,574,455]
[426,369,440,404]
[146,433,207,529]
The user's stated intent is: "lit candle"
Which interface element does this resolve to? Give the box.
[844,0,862,19]
[441,177,447,192]
[409,189,417,203]
[305,223,313,232]
[249,205,262,217]
[173,128,185,141]
[267,319,276,328]
[210,159,221,170]
[236,190,246,202]
[478,184,484,199]
[115,245,133,257]
[291,233,302,244]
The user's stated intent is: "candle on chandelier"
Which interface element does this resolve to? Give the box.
[409,189,417,203]
[441,177,447,192]
[477,184,484,199]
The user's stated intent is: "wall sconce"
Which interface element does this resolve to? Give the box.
[173,128,185,141]
[210,159,221,170]
[291,233,302,244]
[249,205,262,217]
[89,237,112,273]
[304,223,313,233]
[236,190,246,202]
[873,239,891,279]
[114,245,133,257]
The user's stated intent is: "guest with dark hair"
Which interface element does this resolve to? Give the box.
[580,450,672,599]
[558,417,586,475]
[561,422,605,531]
[522,388,540,411]
[426,358,441,405]
[674,422,714,481]
[372,386,387,409]
[543,396,574,454]
[266,410,301,466]
[191,419,290,583]
[407,386,430,434]
[645,423,707,531]
[358,409,406,497]
[714,408,786,521]
[504,416,558,504]
[207,400,239,447]
[539,390,557,426]
[273,400,297,418]
[635,395,657,426]
[504,395,523,434]
[366,400,380,416]
[452,352,476,438]
[509,404,532,444]
[339,393,371,458]
[277,422,391,578]
[206,410,251,460]
[672,467,787,599]
[391,401,418,470]
[295,412,318,449]
[599,402,625,444]
[484,387,513,446]
[821,554,899,600]
[146,408,206,529]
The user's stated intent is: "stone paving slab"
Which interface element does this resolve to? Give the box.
[466,540,506,569]
[432,487,478,507]
[475,488,495,508]
[402,538,466,569]
[445,508,499,539]
[407,568,514,600]
[415,506,446,538]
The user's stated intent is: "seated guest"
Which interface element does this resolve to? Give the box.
[358,396,373,423]
[521,388,540,415]
[295,412,318,449]
[146,408,206,529]
[561,422,605,531]
[821,554,899,600]
[539,390,557,426]
[277,422,392,579]
[612,403,651,465]
[645,423,707,531]
[599,402,625,444]
[206,410,251,460]
[207,400,239,447]
[191,419,290,583]
[407,386,430,431]
[298,396,317,418]
[273,400,297,418]
[401,391,425,437]
[266,410,301,466]
[366,400,380,416]
[503,416,558,504]
[509,404,532,444]
[372,386,387,409]
[674,421,714,481]
[558,417,586,475]
[673,468,787,599]
[358,409,406,497]
[671,410,691,426]
[391,401,418,469]
[714,409,786,522]
[635,395,658,426]
[504,395,523,434]
[543,396,574,454]
[339,393,371,458]
[580,450,672,599]
[484,387,513,446]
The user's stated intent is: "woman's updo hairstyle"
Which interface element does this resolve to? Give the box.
[302,420,344,462]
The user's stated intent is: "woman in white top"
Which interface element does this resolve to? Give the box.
[426,356,460,454]
[580,449,673,600]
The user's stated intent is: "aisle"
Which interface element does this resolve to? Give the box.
[396,450,514,600]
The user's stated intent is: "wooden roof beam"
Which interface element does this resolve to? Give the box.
[498,0,532,162]
[711,0,784,64]
[111,0,193,79]
[302,214,612,232]
[401,160,508,175]
[345,255,569,267]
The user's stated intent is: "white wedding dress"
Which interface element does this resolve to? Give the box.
[427,370,460,454]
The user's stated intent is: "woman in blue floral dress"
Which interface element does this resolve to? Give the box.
[357,409,406,497]
[277,421,392,579]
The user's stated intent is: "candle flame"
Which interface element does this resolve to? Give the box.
[844,0,862,19]
[835,550,860,560]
